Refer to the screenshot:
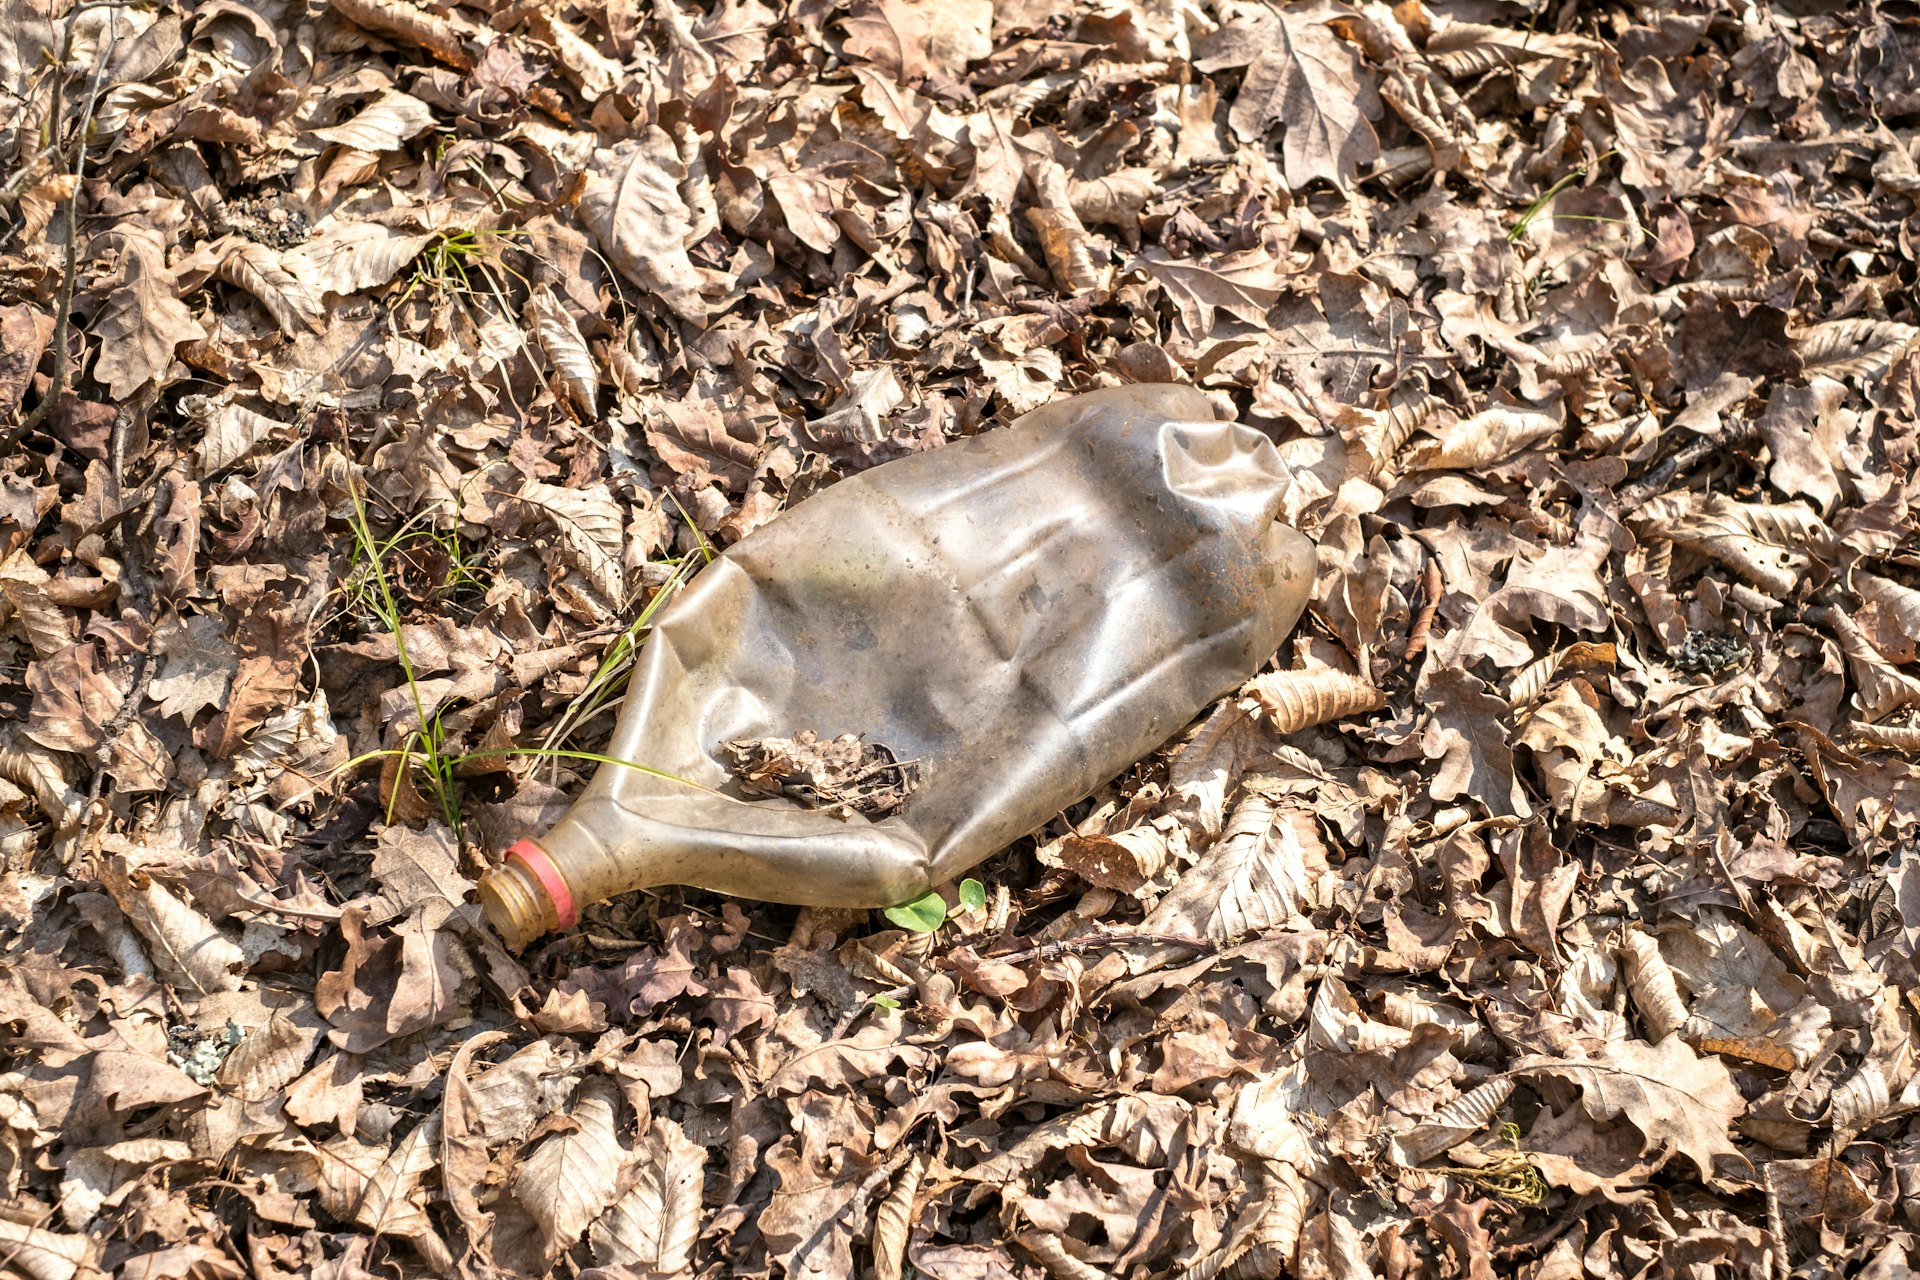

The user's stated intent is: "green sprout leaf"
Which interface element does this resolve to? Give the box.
[883,890,948,932]
[871,994,901,1009]
[958,878,986,912]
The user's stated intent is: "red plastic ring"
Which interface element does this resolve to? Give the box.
[506,839,577,930]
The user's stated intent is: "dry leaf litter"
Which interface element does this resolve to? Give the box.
[2,0,1919,1276]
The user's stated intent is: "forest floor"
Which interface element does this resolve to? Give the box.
[3,0,1920,1276]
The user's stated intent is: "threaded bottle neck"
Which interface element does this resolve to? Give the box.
[477,857,556,950]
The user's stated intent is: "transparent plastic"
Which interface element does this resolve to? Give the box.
[478,385,1315,947]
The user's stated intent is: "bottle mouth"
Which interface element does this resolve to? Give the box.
[477,840,566,949]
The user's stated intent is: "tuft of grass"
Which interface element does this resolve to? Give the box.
[334,477,712,839]
[1450,1122,1549,1206]
[537,496,715,765]
[396,227,530,308]
[1507,150,1619,245]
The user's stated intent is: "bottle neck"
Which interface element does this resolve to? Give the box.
[477,855,557,950]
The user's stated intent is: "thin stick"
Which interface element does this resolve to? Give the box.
[16,9,119,437]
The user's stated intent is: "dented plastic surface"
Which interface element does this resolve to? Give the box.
[478,384,1316,947]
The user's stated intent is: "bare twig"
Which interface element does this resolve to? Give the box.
[981,930,1216,967]
[14,9,120,438]
[1615,421,1760,512]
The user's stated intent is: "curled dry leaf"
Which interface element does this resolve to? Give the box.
[0,1216,91,1280]
[961,1094,1190,1185]
[1307,976,1414,1054]
[518,480,627,619]
[1854,571,1920,663]
[1144,795,1326,942]
[1507,641,1616,711]
[1165,700,1269,841]
[1827,1061,1891,1142]
[868,1151,926,1280]
[312,89,437,152]
[59,1138,193,1228]
[1239,664,1386,734]
[1015,1230,1109,1280]
[89,225,208,401]
[1199,7,1380,190]
[579,130,711,323]
[1186,1158,1309,1280]
[1390,1077,1515,1166]
[1068,169,1159,228]
[1851,720,1920,751]
[1827,608,1920,720]
[1405,404,1561,470]
[1025,159,1106,296]
[1557,946,1630,1042]
[1792,318,1919,381]
[312,1117,452,1269]
[1515,1037,1745,1179]
[842,0,992,83]
[281,221,435,297]
[526,286,600,415]
[1424,21,1598,78]
[1618,928,1689,1043]
[0,548,75,658]
[329,0,480,68]
[1375,984,1499,1060]
[1039,817,1184,894]
[0,722,82,834]
[1639,493,1835,597]
[99,859,244,995]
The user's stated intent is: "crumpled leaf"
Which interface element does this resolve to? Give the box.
[518,480,626,618]
[1144,795,1325,942]
[89,225,207,400]
[510,1078,630,1264]
[526,284,600,414]
[589,1115,704,1271]
[842,0,991,83]
[312,1116,452,1268]
[281,221,435,297]
[312,89,437,151]
[100,859,244,996]
[1238,664,1385,735]
[1197,9,1381,190]
[1515,1036,1746,1179]
[214,237,325,336]
[579,131,712,323]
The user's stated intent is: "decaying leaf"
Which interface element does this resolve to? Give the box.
[1516,1037,1745,1179]
[1143,795,1326,942]
[99,860,244,996]
[1238,664,1386,734]
[511,1078,629,1263]
[590,1115,704,1272]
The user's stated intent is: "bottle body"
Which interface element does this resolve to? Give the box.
[479,385,1315,947]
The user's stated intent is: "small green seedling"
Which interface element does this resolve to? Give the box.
[883,878,986,932]
[958,878,986,912]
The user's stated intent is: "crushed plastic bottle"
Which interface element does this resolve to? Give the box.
[478,384,1315,948]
